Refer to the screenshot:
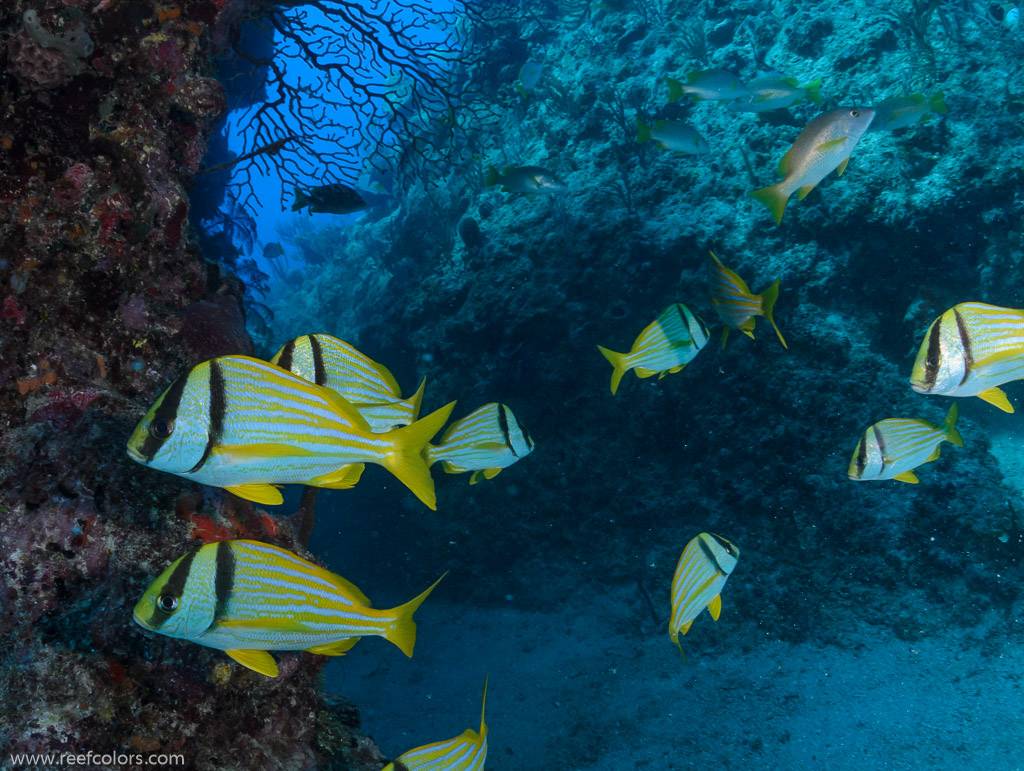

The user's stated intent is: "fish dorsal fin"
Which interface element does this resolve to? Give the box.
[319,386,373,432]
[836,155,851,177]
[225,484,284,506]
[782,76,799,87]
[305,638,360,656]
[308,463,366,489]
[708,594,722,621]
[977,387,1014,413]
[815,137,848,153]
[893,470,920,484]
[226,649,279,677]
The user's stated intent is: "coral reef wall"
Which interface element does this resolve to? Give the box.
[273,0,1024,657]
[0,2,384,768]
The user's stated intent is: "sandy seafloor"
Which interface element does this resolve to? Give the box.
[324,591,1024,770]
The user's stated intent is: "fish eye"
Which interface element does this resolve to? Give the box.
[157,594,178,612]
[850,109,860,117]
[927,355,939,368]
[150,417,174,440]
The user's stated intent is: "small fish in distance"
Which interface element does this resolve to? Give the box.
[484,165,567,194]
[292,183,367,215]
[707,250,787,349]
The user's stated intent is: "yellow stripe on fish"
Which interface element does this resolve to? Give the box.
[669,533,739,657]
[910,302,1024,413]
[126,355,453,509]
[133,540,445,677]
[426,403,534,484]
[848,404,963,484]
[748,106,876,225]
[707,251,787,349]
[382,677,488,771]
[597,303,709,395]
[271,334,425,431]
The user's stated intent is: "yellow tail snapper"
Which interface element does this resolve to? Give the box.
[383,677,488,771]
[748,106,876,225]
[636,118,709,155]
[126,355,453,509]
[665,69,750,103]
[669,533,739,656]
[133,540,444,678]
[270,334,425,432]
[707,251,787,349]
[597,304,709,395]
[870,91,947,132]
[427,403,534,484]
[484,165,566,194]
[728,76,823,113]
[848,404,963,484]
[910,302,1024,413]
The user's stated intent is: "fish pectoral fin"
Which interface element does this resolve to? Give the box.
[977,387,1014,413]
[926,446,941,463]
[836,155,851,177]
[893,470,920,484]
[815,137,848,152]
[226,650,279,678]
[796,183,818,201]
[308,463,366,489]
[483,467,502,480]
[708,595,723,621]
[226,484,284,506]
[305,638,360,656]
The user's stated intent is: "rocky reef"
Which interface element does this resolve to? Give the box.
[0,1,386,767]
[268,0,1024,661]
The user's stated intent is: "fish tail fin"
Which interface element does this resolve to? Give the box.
[748,184,788,226]
[385,572,447,658]
[383,402,455,510]
[803,78,823,105]
[597,345,628,395]
[484,165,501,187]
[406,377,427,422]
[291,189,308,211]
[929,90,948,115]
[759,279,788,349]
[636,117,651,144]
[943,402,963,447]
[665,76,684,104]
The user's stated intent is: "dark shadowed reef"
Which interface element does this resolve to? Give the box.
[0,1,385,768]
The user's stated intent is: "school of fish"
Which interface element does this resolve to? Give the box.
[120,55,1007,769]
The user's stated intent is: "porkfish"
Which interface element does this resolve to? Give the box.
[271,334,425,432]
[848,404,963,484]
[598,303,710,395]
[669,533,740,655]
[748,106,876,225]
[381,678,489,771]
[707,250,787,349]
[426,403,535,484]
[133,540,444,677]
[126,355,454,509]
[910,302,1024,413]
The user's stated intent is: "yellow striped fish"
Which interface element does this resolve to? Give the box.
[597,303,710,395]
[748,107,876,225]
[707,251,787,349]
[669,533,739,656]
[133,540,444,677]
[847,404,963,484]
[426,403,534,484]
[126,355,454,509]
[910,302,1024,413]
[382,678,488,771]
[270,334,425,432]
